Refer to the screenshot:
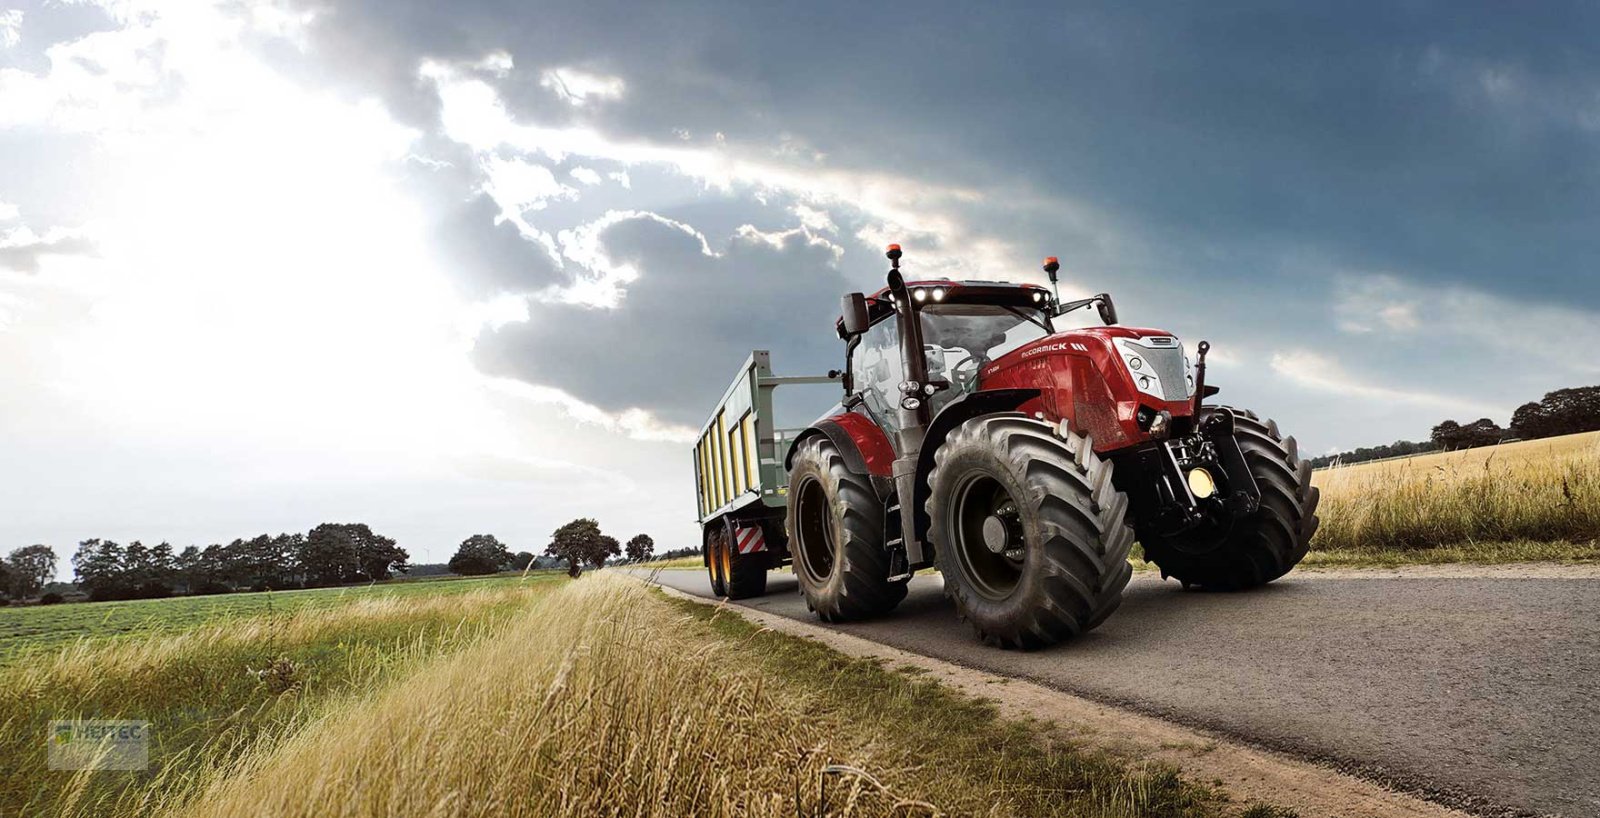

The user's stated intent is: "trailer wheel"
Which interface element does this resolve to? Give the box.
[1141,407,1320,590]
[704,525,728,597]
[786,435,906,621]
[724,521,770,599]
[927,413,1134,649]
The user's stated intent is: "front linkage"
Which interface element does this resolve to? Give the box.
[1111,407,1261,539]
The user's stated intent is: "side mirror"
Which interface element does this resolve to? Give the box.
[1096,294,1118,326]
[841,292,870,336]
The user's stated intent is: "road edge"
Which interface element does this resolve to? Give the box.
[644,579,1472,818]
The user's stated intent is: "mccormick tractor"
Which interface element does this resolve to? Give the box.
[691,245,1319,648]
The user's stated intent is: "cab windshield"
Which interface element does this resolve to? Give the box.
[920,303,1053,398]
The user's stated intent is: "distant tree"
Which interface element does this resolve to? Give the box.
[7,545,58,600]
[1457,418,1506,449]
[1430,419,1463,450]
[301,525,359,586]
[174,545,202,594]
[624,534,655,563]
[72,539,129,601]
[1511,386,1600,440]
[352,525,408,581]
[547,518,604,578]
[449,534,514,576]
[590,535,621,569]
[511,551,537,571]
[1510,402,1553,441]
[0,559,11,601]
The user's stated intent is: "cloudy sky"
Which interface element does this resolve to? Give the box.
[3,1,1598,571]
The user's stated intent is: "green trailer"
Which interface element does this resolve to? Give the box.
[692,350,836,598]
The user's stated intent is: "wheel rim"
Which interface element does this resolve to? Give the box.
[794,476,835,581]
[950,473,1025,601]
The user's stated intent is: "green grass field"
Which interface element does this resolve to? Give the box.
[0,573,552,664]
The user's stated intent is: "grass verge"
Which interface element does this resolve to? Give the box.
[167,574,1236,818]
[0,576,558,816]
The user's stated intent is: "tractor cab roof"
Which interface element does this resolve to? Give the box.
[836,279,1053,338]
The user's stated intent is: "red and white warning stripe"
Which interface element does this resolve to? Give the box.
[734,524,767,554]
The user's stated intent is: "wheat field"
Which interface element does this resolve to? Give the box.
[1310,430,1600,553]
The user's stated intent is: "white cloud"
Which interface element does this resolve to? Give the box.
[0,9,20,49]
[548,209,716,306]
[0,202,18,221]
[538,67,625,107]
[474,50,514,77]
[1270,349,1505,418]
[1334,273,1600,376]
[482,376,697,443]
[791,203,836,234]
[568,166,602,185]
[481,156,576,213]
[608,170,631,188]
[733,224,843,264]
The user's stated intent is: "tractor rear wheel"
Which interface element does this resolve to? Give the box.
[1141,407,1320,590]
[786,435,906,621]
[704,525,728,597]
[725,522,770,600]
[928,414,1134,649]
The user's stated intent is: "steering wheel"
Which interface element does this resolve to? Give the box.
[949,353,985,390]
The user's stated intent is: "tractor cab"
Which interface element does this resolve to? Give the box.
[837,279,1058,430]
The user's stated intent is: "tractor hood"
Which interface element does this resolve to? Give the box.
[976,326,1196,450]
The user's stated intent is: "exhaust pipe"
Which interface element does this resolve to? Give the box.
[885,245,932,567]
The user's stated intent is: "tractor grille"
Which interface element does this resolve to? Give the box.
[1121,337,1189,402]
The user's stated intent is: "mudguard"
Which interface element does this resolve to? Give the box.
[784,413,896,497]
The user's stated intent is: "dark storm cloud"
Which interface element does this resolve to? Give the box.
[291,0,1600,308]
[472,216,850,426]
[275,0,1600,447]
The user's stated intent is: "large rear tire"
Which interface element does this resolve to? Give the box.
[726,523,769,600]
[786,435,906,621]
[928,414,1134,649]
[1141,407,1320,590]
[704,525,728,597]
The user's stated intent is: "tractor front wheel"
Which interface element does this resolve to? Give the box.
[927,414,1135,649]
[1140,407,1320,590]
[786,435,906,621]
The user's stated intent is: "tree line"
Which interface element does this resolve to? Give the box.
[1310,384,1600,468]
[1,518,662,605]
[71,523,409,601]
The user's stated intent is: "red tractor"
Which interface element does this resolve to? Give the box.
[692,245,1319,648]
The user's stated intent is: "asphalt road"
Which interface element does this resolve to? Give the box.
[641,567,1600,818]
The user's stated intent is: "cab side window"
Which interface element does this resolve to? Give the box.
[849,315,905,440]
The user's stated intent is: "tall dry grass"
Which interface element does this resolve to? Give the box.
[167,574,1217,818]
[1312,431,1600,551]
[1,583,543,817]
